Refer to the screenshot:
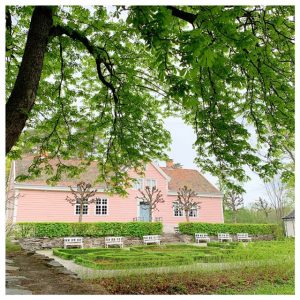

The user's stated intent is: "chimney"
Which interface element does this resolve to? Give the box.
[40,150,48,159]
[166,159,174,168]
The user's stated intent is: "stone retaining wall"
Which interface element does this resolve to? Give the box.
[17,234,274,251]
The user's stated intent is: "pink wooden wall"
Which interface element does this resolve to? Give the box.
[14,163,224,230]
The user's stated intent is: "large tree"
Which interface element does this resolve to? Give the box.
[264,176,292,222]
[223,191,244,223]
[253,197,272,219]
[6,6,294,194]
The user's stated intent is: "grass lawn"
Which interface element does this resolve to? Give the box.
[53,239,294,294]
[6,237,22,253]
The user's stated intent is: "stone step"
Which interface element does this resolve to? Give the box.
[6,259,14,264]
[6,288,32,295]
[6,265,20,271]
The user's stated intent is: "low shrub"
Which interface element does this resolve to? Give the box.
[179,222,280,237]
[6,238,21,253]
[74,255,193,270]
[15,222,163,238]
[53,240,294,271]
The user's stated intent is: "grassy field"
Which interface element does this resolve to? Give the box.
[96,260,294,294]
[53,240,294,294]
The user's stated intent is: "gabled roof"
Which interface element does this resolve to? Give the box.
[13,155,106,188]
[282,210,295,220]
[13,155,221,196]
[161,167,221,195]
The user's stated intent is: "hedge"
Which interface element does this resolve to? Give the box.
[178,222,281,237]
[15,222,163,238]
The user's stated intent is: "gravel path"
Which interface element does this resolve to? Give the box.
[6,250,108,295]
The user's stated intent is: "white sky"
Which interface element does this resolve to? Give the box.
[163,116,267,206]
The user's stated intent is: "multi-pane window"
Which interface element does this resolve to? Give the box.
[173,202,197,217]
[173,202,183,217]
[95,198,108,215]
[75,200,88,215]
[133,178,143,190]
[189,207,198,218]
[145,179,157,189]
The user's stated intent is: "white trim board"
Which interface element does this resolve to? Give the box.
[150,162,171,182]
[167,191,223,197]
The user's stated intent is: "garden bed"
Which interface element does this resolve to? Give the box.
[53,240,294,271]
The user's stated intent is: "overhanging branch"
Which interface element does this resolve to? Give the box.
[166,6,197,25]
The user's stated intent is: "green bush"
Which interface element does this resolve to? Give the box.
[178,222,279,237]
[15,222,162,238]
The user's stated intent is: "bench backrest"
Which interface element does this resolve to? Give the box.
[218,233,231,238]
[64,237,82,243]
[143,235,160,241]
[195,233,209,238]
[105,237,123,242]
[237,233,249,238]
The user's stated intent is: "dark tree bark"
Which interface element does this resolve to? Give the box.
[166,6,197,24]
[6,6,53,154]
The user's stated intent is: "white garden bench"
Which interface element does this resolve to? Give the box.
[195,233,210,243]
[105,236,124,248]
[237,233,252,242]
[218,233,233,242]
[63,237,83,249]
[143,235,161,245]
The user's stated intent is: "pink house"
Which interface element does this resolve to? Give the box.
[7,156,224,232]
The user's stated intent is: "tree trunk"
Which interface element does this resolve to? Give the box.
[233,210,237,223]
[265,211,269,219]
[185,210,190,222]
[79,203,83,223]
[149,209,152,222]
[6,6,53,154]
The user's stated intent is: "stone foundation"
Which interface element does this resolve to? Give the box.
[17,234,274,252]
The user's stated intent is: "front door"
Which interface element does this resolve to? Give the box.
[139,202,150,222]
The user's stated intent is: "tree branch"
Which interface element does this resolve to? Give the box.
[166,6,197,25]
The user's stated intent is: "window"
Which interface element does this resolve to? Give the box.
[173,202,183,217]
[189,207,197,218]
[133,178,143,190]
[75,200,88,215]
[95,198,108,215]
[145,179,157,189]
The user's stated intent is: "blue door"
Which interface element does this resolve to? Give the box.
[139,202,150,222]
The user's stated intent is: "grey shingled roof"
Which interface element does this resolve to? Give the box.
[282,210,295,220]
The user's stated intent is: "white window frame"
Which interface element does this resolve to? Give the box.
[189,207,198,218]
[95,198,109,216]
[145,179,157,189]
[133,178,143,190]
[173,202,184,217]
[74,200,89,216]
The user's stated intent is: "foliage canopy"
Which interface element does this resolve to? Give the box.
[6,5,294,193]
